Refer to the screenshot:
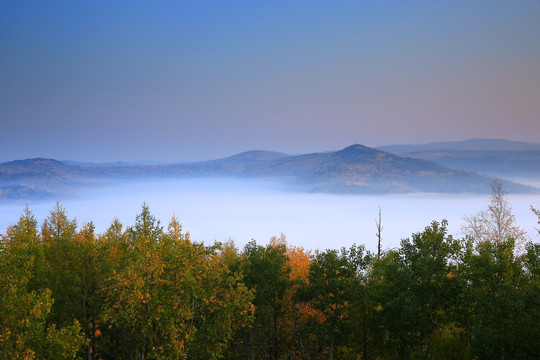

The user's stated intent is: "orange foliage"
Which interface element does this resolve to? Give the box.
[286,246,311,283]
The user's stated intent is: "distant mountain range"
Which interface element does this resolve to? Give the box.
[377,138,540,154]
[378,138,540,180]
[1,140,538,200]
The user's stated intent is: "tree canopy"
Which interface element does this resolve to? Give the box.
[1,198,539,359]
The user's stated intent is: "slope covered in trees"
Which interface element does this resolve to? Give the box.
[1,196,539,359]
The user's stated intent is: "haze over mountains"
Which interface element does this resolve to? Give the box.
[378,138,540,180]
[377,138,540,154]
[1,139,538,200]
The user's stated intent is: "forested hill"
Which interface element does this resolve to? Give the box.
[0,144,537,200]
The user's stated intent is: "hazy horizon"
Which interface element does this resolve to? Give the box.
[1,137,539,165]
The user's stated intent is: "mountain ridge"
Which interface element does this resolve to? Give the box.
[1,143,537,200]
[377,138,540,154]
[402,149,540,179]
[203,150,290,164]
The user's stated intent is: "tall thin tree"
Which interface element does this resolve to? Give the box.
[375,206,383,257]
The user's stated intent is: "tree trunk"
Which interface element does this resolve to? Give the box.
[329,334,334,360]
[249,330,254,360]
[294,306,308,360]
[273,306,278,360]
[363,305,368,360]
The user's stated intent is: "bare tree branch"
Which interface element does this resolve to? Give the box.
[462,180,527,248]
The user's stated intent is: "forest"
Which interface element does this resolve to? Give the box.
[1,184,540,359]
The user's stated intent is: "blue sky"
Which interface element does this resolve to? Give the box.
[1,1,540,162]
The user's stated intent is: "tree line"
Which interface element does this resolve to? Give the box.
[1,189,540,359]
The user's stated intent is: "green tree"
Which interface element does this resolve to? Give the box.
[39,203,104,359]
[369,249,410,359]
[298,246,370,360]
[0,207,85,359]
[101,204,168,359]
[460,237,525,359]
[234,240,291,360]
[370,221,465,359]
[164,217,253,359]
[519,242,540,357]
[400,220,464,358]
[40,202,79,326]
[71,222,106,360]
[101,207,253,359]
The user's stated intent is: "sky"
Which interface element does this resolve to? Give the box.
[1,1,540,163]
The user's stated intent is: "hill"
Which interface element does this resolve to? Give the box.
[205,150,290,164]
[288,145,527,193]
[0,145,537,200]
[402,150,540,180]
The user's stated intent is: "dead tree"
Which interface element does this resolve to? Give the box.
[375,206,383,257]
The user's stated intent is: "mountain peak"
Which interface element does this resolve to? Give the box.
[341,144,371,152]
[333,144,383,160]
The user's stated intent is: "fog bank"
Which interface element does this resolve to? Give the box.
[1,178,539,252]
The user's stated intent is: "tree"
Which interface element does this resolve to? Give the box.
[369,249,410,359]
[129,203,163,245]
[0,207,85,359]
[276,239,313,360]
[101,207,253,359]
[460,237,525,359]
[462,180,526,248]
[164,217,253,359]
[298,246,370,360]
[70,223,105,360]
[519,242,540,357]
[370,221,465,359]
[375,206,383,257]
[40,202,79,327]
[227,239,291,360]
[531,206,540,235]
[100,205,168,359]
[400,221,464,358]
[339,245,373,360]
[41,202,78,246]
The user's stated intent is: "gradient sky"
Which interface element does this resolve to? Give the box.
[1,1,540,162]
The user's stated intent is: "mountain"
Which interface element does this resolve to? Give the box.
[194,145,535,193]
[377,138,540,155]
[205,150,290,164]
[402,150,540,179]
[0,158,184,199]
[0,145,537,200]
[287,145,526,193]
[0,158,84,199]
[375,139,540,180]
[63,160,133,167]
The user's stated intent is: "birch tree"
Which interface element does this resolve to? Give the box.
[462,180,526,248]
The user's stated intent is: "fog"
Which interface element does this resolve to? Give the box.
[1,178,539,252]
